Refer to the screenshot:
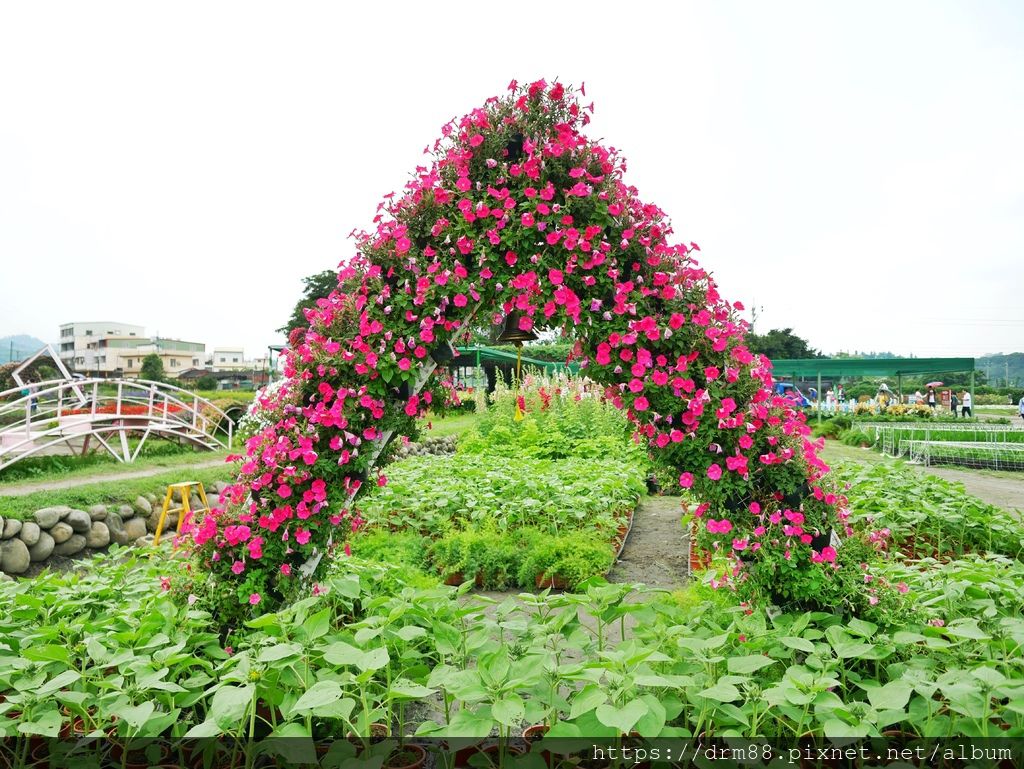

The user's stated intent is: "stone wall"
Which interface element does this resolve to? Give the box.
[0,481,229,577]
[392,435,457,460]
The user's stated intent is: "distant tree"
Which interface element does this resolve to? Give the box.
[140,354,166,382]
[746,328,820,360]
[278,270,339,336]
[196,374,218,391]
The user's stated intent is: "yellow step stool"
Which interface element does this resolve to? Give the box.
[153,481,211,546]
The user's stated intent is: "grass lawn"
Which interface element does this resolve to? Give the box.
[418,410,482,438]
[0,447,234,487]
[0,464,235,519]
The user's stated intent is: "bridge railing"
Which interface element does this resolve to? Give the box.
[0,377,234,469]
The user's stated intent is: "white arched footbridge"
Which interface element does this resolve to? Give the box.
[0,375,235,472]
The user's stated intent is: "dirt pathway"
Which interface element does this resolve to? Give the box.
[0,458,228,497]
[914,466,1024,515]
[608,495,690,588]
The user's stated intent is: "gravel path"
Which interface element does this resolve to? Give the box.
[0,458,228,497]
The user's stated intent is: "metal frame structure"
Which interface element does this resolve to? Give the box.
[860,422,1024,457]
[906,440,1024,471]
[772,357,976,423]
[0,375,234,471]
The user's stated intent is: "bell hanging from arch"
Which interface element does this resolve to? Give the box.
[495,310,538,345]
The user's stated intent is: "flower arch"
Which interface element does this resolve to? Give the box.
[191,80,871,615]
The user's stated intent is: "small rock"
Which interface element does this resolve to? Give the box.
[124,517,148,541]
[214,481,228,495]
[135,534,155,547]
[50,522,74,544]
[0,572,13,582]
[133,496,152,516]
[86,521,110,549]
[65,509,92,534]
[0,539,31,574]
[88,504,108,521]
[145,492,158,505]
[53,534,86,557]
[28,532,55,561]
[106,513,132,546]
[2,518,22,539]
[189,494,204,511]
[118,504,134,519]
[146,510,178,534]
[19,521,41,547]
[34,506,70,528]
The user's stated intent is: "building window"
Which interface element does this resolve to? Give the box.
[232,357,239,363]
[85,330,93,336]
[127,359,133,367]
[170,359,178,367]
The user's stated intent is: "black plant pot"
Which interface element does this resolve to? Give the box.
[645,475,661,495]
[396,381,412,401]
[810,530,838,552]
[723,497,746,514]
[783,482,810,509]
[429,341,458,365]
[505,132,524,162]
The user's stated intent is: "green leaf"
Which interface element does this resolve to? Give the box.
[389,680,434,699]
[396,626,427,642]
[259,642,302,663]
[292,681,343,712]
[37,670,81,697]
[17,709,61,738]
[698,682,742,702]
[21,645,70,663]
[120,701,156,730]
[272,721,313,738]
[209,684,253,727]
[303,609,331,641]
[867,681,913,711]
[356,647,390,673]
[780,636,815,653]
[492,696,525,728]
[727,655,777,674]
[321,641,362,665]
[595,699,648,735]
[183,719,222,738]
[945,620,990,641]
[444,707,494,738]
[569,685,608,720]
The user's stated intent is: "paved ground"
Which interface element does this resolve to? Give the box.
[0,458,228,497]
[608,495,690,588]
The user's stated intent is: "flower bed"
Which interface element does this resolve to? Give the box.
[60,403,184,416]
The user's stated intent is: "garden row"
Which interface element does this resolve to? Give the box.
[353,380,647,590]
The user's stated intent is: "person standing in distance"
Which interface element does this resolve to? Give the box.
[926,386,937,410]
[961,390,972,418]
[950,391,959,418]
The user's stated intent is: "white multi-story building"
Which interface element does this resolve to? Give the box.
[58,321,145,371]
[57,322,205,379]
[209,346,248,371]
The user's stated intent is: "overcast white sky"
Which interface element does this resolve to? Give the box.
[1,1,1022,360]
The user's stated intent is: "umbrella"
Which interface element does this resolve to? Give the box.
[926,381,944,388]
